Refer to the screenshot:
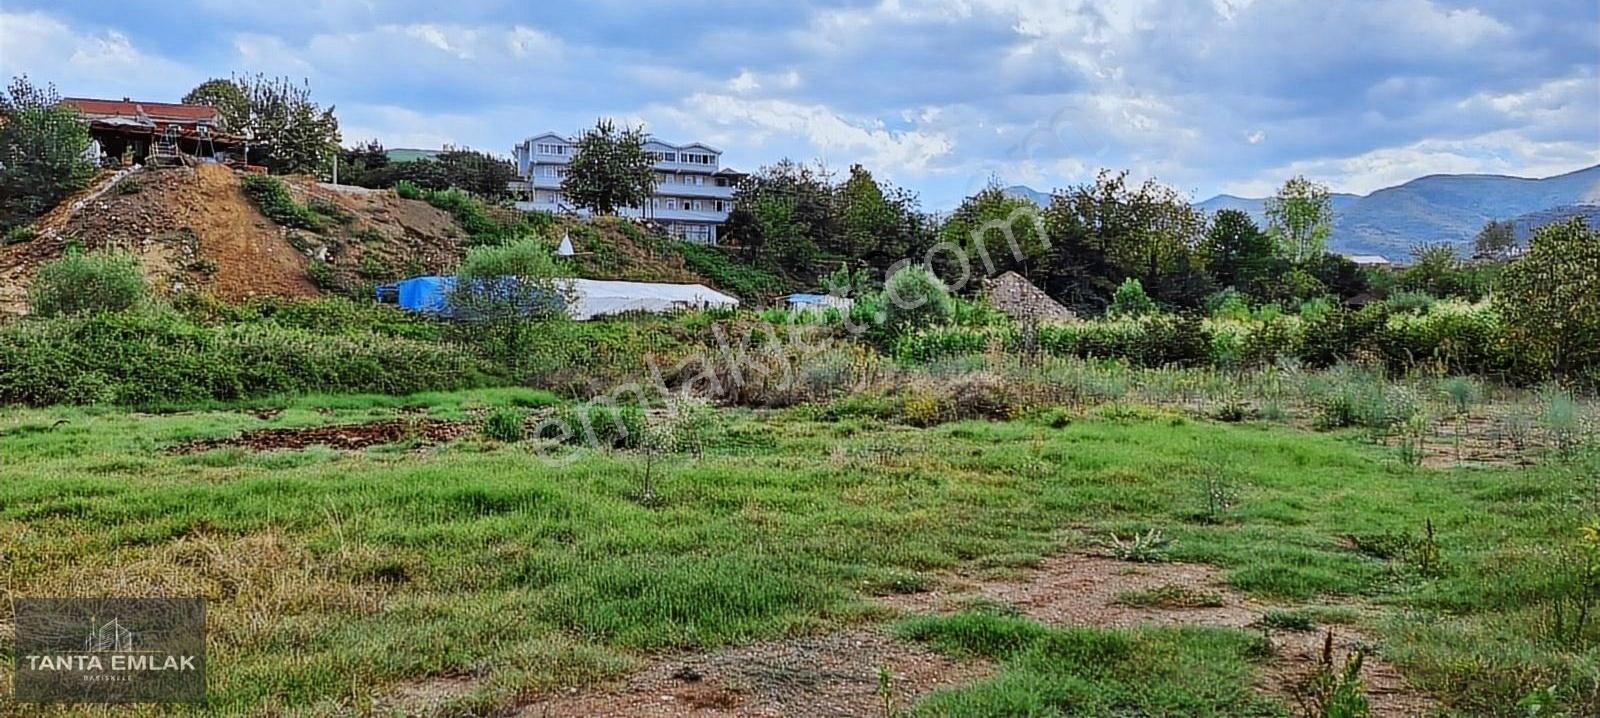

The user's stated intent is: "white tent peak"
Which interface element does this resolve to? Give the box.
[556,233,575,256]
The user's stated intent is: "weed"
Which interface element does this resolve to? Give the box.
[1114,584,1226,609]
[1293,630,1371,718]
[4,225,38,245]
[1261,609,1318,632]
[1198,468,1240,525]
[1105,528,1172,562]
[481,407,526,442]
[394,180,424,200]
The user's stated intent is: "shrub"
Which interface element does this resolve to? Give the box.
[4,225,37,245]
[28,249,147,317]
[881,264,953,336]
[240,174,327,230]
[1109,277,1158,317]
[1496,218,1600,377]
[545,403,647,449]
[0,311,489,406]
[481,407,527,442]
[394,180,424,200]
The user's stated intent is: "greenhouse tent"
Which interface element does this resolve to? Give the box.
[377,276,738,320]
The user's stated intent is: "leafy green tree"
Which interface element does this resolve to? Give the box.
[1400,243,1476,299]
[1202,209,1278,298]
[1266,176,1333,263]
[1304,252,1369,300]
[1109,277,1157,317]
[832,164,931,270]
[938,182,1050,283]
[183,75,341,174]
[0,76,94,230]
[447,239,573,372]
[1042,171,1209,312]
[1494,218,1600,376]
[1472,219,1517,260]
[181,78,248,132]
[725,159,835,278]
[438,149,518,200]
[562,119,655,215]
[28,249,147,317]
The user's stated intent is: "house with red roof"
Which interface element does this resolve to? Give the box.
[60,97,244,166]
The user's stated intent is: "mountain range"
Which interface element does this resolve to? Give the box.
[1003,164,1600,257]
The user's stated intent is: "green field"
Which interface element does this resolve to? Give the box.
[2,385,1596,716]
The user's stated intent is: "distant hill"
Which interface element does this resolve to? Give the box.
[1004,164,1600,257]
[1506,204,1600,241]
[1002,185,1052,207]
[385,148,441,163]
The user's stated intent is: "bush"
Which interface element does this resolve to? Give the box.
[481,407,527,442]
[240,174,328,230]
[881,264,953,335]
[28,249,147,317]
[4,225,37,245]
[0,311,489,406]
[1110,277,1157,317]
[394,180,423,200]
[545,403,646,448]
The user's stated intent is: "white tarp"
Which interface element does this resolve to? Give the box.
[563,279,738,320]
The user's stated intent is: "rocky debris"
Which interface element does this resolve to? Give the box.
[172,418,474,453]
[980,271,1075,323]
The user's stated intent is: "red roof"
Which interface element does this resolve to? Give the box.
[61,97,220,124]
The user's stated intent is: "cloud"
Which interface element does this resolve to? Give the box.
[0,11,201,100]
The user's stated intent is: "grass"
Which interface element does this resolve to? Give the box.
[1114,584,1227,609]
[0,390,1594,715]
[896,611,1280,716]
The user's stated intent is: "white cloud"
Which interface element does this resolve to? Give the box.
[654,93,954,175]
[0,11,201,100]
[1246,130,1266,145]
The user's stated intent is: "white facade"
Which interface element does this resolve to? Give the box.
[511,132,744,245]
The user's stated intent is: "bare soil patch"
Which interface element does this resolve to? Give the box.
[880,553,1434,717]
[174,418,472,453]
[517,629,991,718]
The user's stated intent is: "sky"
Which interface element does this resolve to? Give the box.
[2,0,1596,209]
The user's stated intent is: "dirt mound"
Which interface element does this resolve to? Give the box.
[287,182,466,290]
[0,165,317,313]
[174,418,472,453]
[981,271,1075,323]
[0,168,478,314]
[518,629,990,718]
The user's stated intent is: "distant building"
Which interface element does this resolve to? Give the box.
[1347,254,1393,269]
[511,131,745,244]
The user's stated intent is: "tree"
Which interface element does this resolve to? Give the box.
[1266,176,1334,264]
[880,264,953,335]
[832,164,931,270]
[0,76,94,230]
[181,78,248,132]
[182,75,340,174]
[1401,243,1474,299]
[1304,252,1369,300]
[28,248,147,317]
[1201,209,1279,299]
[437,149,518,200]
[1041,171,1209,312]
[1495,219,1600,376]
[1109,277,1157,317]
[938,182,1050,283]
[1473,219,1517,260]
[562,119,655,215]
[724,159,835,279]
[447,239,574,372]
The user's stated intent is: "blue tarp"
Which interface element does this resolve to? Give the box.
[375,276,454,314]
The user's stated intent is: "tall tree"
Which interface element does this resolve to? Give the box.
[182,75,340,174]
[1495,219,1600,376]
[1472,219,1517,260]
[1265,176,1333,264]
[0,76,93,230]
[437,149,518,200]
[1201,209,1278,298]
[725,159,835,278]
[180,78,248,132]
[1043,171,1209,312]
[561,119,655,215]
[938,182,1050,283]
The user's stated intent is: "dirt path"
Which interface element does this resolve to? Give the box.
[493,554,1436,718]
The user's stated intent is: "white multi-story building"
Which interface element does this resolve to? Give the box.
[511,132,745,245]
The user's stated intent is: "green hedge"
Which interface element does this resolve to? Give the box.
[0,311,490,407]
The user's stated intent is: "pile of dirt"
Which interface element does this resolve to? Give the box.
[981,271,1075,323]
[173,418,472,453]
[0,167,476,315]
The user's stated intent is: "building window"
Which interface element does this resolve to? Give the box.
[692,200,703,211]
[537,143,568,156]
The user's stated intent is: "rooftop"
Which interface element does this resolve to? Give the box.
[61,97,221,124]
